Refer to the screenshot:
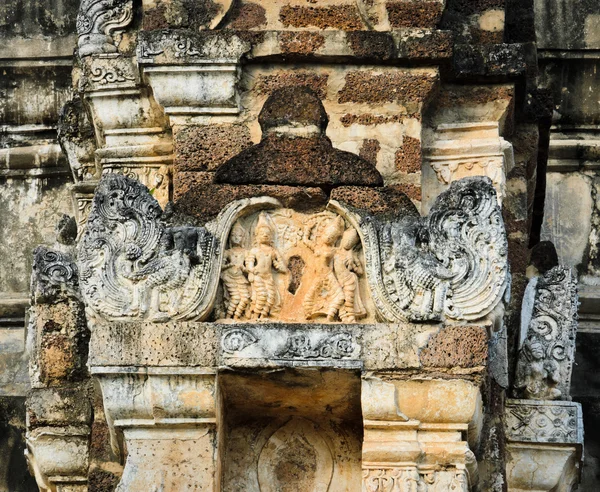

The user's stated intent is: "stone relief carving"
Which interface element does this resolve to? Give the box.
[78,174,509,324]
[505,400,583,444]
[332,176,509,323]
[279,332,355,360]
[218,209,371,323]
[77,173,280,322]
[31,247,79,303]
[258,418,334,492]
[514,266,578,400]
[362,468,469,491]
[77,0,133,56]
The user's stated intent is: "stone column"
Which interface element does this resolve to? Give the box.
[25,247,92,492]
[88,321,219,491]
[361,376,482,491]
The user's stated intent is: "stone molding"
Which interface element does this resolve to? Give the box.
[505,399,583,492]
[423,122,515,204]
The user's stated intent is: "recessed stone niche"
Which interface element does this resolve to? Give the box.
[219,368,363,492]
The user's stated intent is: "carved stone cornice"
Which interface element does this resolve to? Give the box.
[137,31,251,121]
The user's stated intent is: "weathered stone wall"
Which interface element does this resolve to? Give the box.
[0,0,593,490]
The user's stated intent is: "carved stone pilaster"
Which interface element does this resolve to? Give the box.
[361,376,481,491]
[505,399,583,492]
[77,0,133,57]
[137,31,251,124]
[79,54,174,206]
[26,247,92,492]
[89,320,219,490]
[514,266,578,401]
[423,122,515,209]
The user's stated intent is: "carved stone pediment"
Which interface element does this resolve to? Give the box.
[77,173,508,324]
[333,176,510,322]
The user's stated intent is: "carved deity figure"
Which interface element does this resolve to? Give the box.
[382,222,453,319]
[303,216,346,321]
[245,213,287,319]
[123,228,194,322]
[514,338,562,400]
[334,228,366,323]
[221,222,251,319]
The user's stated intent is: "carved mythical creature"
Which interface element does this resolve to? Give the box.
[121,228,196,321]
[78,174,277,322]
[330,176,510,322]
[245,213,287,319]
[221,222,251,319]
[514,337,562,400]
[302,215,346,321]
[333,228,366,323]
[381,219,453,320]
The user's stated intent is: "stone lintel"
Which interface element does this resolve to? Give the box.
[89,320,490,373]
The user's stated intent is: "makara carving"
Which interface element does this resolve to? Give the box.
[514,266,578,400]
[77,173,279,322]
[77,0,133,56]
[332,176,509,322]
[78,174,508,324]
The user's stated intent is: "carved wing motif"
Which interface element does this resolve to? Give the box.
[331,177,509,322]
[427,176,509,320]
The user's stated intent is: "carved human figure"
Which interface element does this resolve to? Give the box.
[334,228,366,323]
[245,213,287,319]
[514,338,562,400]
[221,222,251,319]
[303,216,345,321]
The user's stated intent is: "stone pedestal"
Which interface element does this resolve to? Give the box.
[91,367,218,491]
[505,399,583,492]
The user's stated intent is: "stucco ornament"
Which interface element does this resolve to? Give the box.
[514,266,578,400]
[77,173,279,321]
[333,176,509,322]
[76,0,134,56]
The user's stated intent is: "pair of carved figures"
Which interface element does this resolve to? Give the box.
[221,212,366,323]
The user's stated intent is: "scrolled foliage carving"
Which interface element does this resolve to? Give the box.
[331,176,510,322]
[77,0,133,56]
[77,173,279,322]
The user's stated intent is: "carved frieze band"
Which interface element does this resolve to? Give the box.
[220,326,361,367]
[77,174,508,324]
[362,467,469,491]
